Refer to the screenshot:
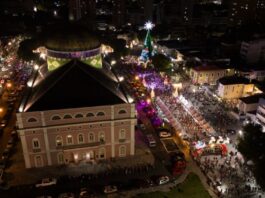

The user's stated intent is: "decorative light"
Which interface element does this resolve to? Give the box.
[34,64,39,70]
[40,53,46,60]
[111,60,116,66]
[118,76,124,82]
[86,153,90,160]
[0,108,3,113]
[144,21,154,30]
[238,130,243,136]
[33,6,37,12]
[74,154,78,160]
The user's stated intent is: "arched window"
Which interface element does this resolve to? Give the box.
[57,153,64,164]
[119,129,126,140]
[78,133,84,144]
[118,109,127,114]
[63,114,72,119]
[75,114,83,118]
[56,136,63,147]
[98,148,106,159]
[99,131,105,142]
[86,112,95,117]
[119,145,126,157]
[66,135,73,145]
[51,115,61,120]
[28,117,37,122]
[32,138,40,149]
[88,132,94,142]
[96,112,105,116]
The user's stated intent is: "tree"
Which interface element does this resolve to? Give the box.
[237,123,265,190]
[17,39,40,61]
[151,54,171,71]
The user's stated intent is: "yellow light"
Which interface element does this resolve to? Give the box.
[0,108,3,113]
[135,76,139,80]
[146,98,151,104]
[6,83,12,88]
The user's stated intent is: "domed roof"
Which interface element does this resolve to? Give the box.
[45,25,100,51]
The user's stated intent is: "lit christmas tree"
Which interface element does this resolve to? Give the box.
[140,21,155,61]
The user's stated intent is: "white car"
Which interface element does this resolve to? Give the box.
[35,178,57,188]
[159,131,171,138]
[103,185,118,194]
[158,176,170,185]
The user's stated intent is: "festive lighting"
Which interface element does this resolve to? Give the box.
[144,21,154,30]
[34,64,39,70]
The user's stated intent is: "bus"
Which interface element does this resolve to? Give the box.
[146,134,156,147]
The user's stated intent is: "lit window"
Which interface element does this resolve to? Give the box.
[67,135,73,145]
[56,136,63,146]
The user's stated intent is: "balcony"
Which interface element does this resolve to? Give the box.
[56,141,105,150]
[32,148,41,153]
[118,139,126,143]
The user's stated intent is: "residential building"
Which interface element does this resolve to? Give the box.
[238,94,264,114]
[190,65,235,85]
[240,39,265,64]
[256,97,265,128]
[217,76,254,99]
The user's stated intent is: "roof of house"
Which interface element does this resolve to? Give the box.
[218,76,251,85]
[22,60,128,112]
[240,94,265,104]
[192,65,223,71]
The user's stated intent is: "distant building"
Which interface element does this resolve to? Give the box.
[238,94,264,114]
[238,67,265,82]
[68,0,96,22]
[217,76,254,99]
[256,97,265,128]
[190,65,234,85]
[112,0,126,27]
[240,39,265,64]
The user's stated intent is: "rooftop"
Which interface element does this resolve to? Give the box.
[218,76,251,85]
[192,65,223,71]
[240,94,265,104]
[22,60,128,112]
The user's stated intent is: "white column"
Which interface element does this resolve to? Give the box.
[43,128,52,165]
[40,112,46,126]
[19,130,31,168]
[111,122,115,158]
[16,113,24,129]
[130,119,135,155]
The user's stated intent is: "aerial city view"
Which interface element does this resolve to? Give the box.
[1,0,265,198]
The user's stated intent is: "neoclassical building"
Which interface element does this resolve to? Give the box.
[16,29,136,168]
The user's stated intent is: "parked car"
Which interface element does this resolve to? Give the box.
[103,185,118,194]
[159,131,172,138]
[35,178,57,188]
[157,176,170,185]
[0,120,7,128]
[58,192,75,198]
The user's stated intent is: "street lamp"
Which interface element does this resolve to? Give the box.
[238,130,243,136]
[111,60,116,66]
[0,108,3,113]
[6,82,12,88]
[34,64,39,70]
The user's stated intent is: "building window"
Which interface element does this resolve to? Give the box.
[118,109,127,114]
[56,136,63,146]
[97,112,105,116]
[78,134,84,144]
[32,138,40,149]
[63,114,72,119]
[119,129,126,139]
[86,112,95,117]
[119,145,126,157]
[88,132,95,142]
[99,131,105,142]
[57,153,64,164]
[28,117,37,122]
[66,135,73,145]
[51,115,61,120]
[34,155,43,167]
[98,148,106,159]
[75,114,83,118]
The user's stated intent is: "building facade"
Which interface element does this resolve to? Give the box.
[190,65,234,85]
[217,77,254,99]
[256,97,265,128]
[17,104,136,168]
[240,39,265,64]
